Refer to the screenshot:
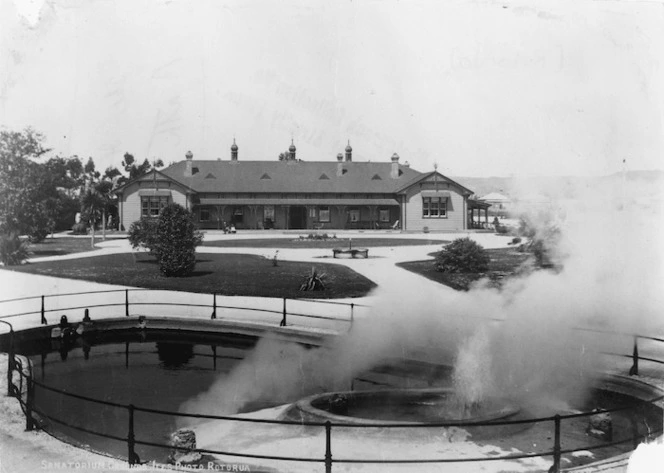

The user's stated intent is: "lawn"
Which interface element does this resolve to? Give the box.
[26,237,102,257]
[201,237,448,249]
[7,253,376,299]
[397,247,532,291]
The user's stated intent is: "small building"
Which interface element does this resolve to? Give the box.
[479,192,512,217]
[114,142,476,232]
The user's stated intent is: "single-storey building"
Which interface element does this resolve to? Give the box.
[114,142,477,232]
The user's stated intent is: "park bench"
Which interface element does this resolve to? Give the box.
[332,248,369,259]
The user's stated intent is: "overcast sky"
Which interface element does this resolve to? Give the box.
[1,0,662,177]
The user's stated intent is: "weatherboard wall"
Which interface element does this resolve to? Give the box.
[403,182,467,232]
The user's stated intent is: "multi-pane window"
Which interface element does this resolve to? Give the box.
[319,206,330,222]
[422,197,447,218]
[200,208,210,221]
[379,209,390,222]
[141,196,170,218]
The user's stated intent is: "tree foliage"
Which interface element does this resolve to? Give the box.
[0,128,54,242]
[436,237,490,273]
[122,152,163,182]
[128,217,161,256]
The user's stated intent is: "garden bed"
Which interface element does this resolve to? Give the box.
[396,247,532,291]
[5,253,376,299]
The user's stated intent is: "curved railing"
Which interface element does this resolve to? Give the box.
[0,288,364,329]
[1,290,663,472]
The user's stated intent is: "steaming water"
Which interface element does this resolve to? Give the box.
[181,179,664,428]
[453,327,493,409]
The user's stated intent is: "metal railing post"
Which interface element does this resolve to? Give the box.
[211,293,217,320]
[25,372,35,431]
[630,409,640,449]
[350,303,354,327]
[127,404,137,466]
[548,414,561,473]
[125,290,130,317]
[325,420,332,473]
[629,336,639,376]
[40,295,46,325]
[280,298,287,327]
[7,329,14,396]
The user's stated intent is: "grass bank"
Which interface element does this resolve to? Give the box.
[6,253,376,299]
[397,247,531,291]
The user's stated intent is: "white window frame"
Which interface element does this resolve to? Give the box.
[141,196,170,218]
[423,197,447,218]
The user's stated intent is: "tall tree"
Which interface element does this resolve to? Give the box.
[122,152,163,182]
[84,156,100,181]
[0,128,54,242]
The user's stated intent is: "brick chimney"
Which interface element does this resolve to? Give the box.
[336,153,344,176]
[184,150,193,177]
[390,153,400,179]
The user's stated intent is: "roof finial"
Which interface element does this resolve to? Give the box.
[434,162,438,171]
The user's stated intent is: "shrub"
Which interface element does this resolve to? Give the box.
[128,218,160,256]
[28,228,49,243]
[517,216,561,268]
[154,204,203,277]
[71,223,88,235]
[436,237,490,273]
[495,224,509,234]
[1,234,29,266]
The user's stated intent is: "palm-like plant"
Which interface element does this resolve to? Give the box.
[94,180,115,240]
[79,186,104,248]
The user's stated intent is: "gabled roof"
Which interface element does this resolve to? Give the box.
[113,169,197,194]
[395,171,474,195]
[160,160,423,194]
[479,192,511,202]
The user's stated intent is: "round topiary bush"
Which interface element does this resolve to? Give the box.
[436,237,490,273]
[154,204,203,277]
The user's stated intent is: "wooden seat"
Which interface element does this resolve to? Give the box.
[333,248,368,258]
